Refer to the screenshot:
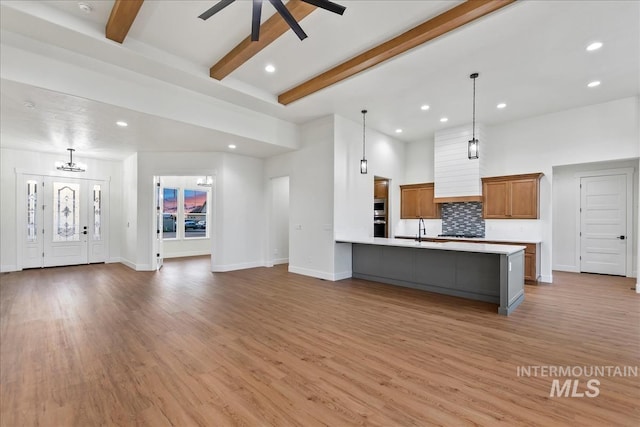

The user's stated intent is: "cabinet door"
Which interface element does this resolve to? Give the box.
[374,180,388,199]
[510,178,539,218]
[418,186,439,219]
[401,188,419,218]
[524,253,535,281]
[483,181,509,218]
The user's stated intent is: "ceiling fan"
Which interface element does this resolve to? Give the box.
[198,0,346,41]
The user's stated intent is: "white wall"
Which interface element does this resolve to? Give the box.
[160,175,212,259]
[402,96,639,282]
[288,116,336,280]
[486,97,639,282]
[333,115,406,240]
[128,151,267,272]
[552,159,638,275]
[333,115,407,278]
[121,153,137,268]
[0,147,123,271]
[398,138,442,237]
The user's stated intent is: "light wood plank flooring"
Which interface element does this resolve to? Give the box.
[1,257,638,426]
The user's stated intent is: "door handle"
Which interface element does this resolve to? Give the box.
[618,235,625,240]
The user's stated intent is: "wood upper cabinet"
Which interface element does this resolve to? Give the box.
[482,173,543,219]
[374,180,388,199]
[400,183,440,219]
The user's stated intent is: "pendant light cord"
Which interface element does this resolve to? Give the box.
[361,109,367,158]
[471,74,477,140]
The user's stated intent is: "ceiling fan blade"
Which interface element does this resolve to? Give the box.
[301,0,346,15]
[251,0,263,41]
[268,0,308,40]
[198,0,236,20]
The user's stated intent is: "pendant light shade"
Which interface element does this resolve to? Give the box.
[55,148,86,172]
[360,109,368,174]
[197,176,213,187]
[468,72,479,160]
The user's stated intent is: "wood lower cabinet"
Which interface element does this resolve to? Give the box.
[482,173,543,219]
[400,183,440,219]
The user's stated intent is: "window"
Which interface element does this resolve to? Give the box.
[184,189,207,239]
[162,188,178,239]
[162,186,209,240]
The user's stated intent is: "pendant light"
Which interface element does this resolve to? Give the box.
[55,148,86,172]
[468,72,479,160]
[197,176,213,187]
[360,109,368,174]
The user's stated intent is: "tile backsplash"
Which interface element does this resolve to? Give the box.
[441,202,485,237]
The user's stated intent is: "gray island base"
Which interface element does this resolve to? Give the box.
[339,238,525,315]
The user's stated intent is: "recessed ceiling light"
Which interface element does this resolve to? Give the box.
[586,42,603,51]
[116,121,128,127]
[440,117,448,123]
[587,80,601,88]
[497,103,507,109]
[78,2,92,13]
[228,144,237,149]
[395,129,403,133]
[265,64,276,73]
[420,105,430,111]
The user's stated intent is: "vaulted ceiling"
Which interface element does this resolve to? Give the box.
[1,0,638,160]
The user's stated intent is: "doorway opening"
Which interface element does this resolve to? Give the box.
[552,160,637,278]
[268,176,289,266]
[374,176,390,237]
[154,176,213,270]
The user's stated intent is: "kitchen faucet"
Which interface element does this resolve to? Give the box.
[417,217,426,242]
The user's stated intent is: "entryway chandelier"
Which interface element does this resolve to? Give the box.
[55,148,86,172]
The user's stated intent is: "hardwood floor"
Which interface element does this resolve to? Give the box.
[1,258,638,426]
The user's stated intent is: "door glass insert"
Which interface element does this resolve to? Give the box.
[162,188,178,239]
[26,180,38,242]
[53,182,80,241]
[93,184,101,240]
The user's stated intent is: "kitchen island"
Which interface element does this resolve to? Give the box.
[336,237,526,315]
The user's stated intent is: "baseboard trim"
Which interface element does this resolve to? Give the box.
[107,257,121,264]
[289,264,344,282]
[553,265,579,273]
[0,265,19,273]
[211,261,265,272]
[273,257,289,265]
[333,271,352,280]
[120,258,137,270]
[540,274,553,284]
[165,251,211,259]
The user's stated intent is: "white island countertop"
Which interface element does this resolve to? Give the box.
[336,237,526,255]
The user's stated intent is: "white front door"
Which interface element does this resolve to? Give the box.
[580,174,627,275]
[19,174,108,269]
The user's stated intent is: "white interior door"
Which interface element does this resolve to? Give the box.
[19,174,108,269]
[154,177,164,270]
[580,174,627,275]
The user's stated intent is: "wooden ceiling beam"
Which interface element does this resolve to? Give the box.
[106,0,145,44]
[210,0,317,80]
[278,0,516,105]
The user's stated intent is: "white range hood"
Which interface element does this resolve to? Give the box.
[434,124,485,203]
